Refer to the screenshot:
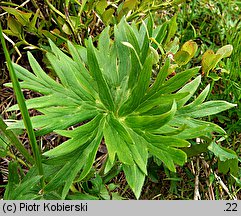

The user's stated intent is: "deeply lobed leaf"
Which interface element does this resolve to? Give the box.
[7,18,236,199]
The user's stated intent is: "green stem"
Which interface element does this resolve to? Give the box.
[44,0,66,19]
[0,116,34,165]
[7,151,31,168]
[0,24,45,189]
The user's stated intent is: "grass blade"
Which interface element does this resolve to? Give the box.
[0,116,34,164]
[0,24,44,188]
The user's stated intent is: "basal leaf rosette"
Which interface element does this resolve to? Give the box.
[6,19,236,199]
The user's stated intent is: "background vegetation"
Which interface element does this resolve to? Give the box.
[0,0,240,200]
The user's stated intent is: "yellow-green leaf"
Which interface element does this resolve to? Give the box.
[201,50,221,74]
[7,16,22,36]
[174,50,190,66]
[216,44,233,58]
[181,40,198,58]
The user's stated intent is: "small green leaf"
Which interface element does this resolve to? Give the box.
[2,7,32,26]
[208,73,221,81]
[96,0,108,14]
[122,0,138,10]
[102,8,115,24]
[152,22,168,49]
[29,9,39,31]
[174,40,198,66]
[165,14,177,45]
[218,157,239,176]
[208,142,238,161]
[7,16,22,36]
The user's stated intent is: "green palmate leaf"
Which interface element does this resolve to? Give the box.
[170,115,226,135]
[180,84,210,112]
[8,106,98,136]
[172,125,212,140]
[44,123,103,199]
[5,18,236,199]
[128,130,148,174]
[149,145,187,172]
[62,129,103,199]
[47,41,95,101]
[122,19,141,54]
[122,42,142,90]
[136,92,188,114]
[43,115,103,158]
[134,131,190,172]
